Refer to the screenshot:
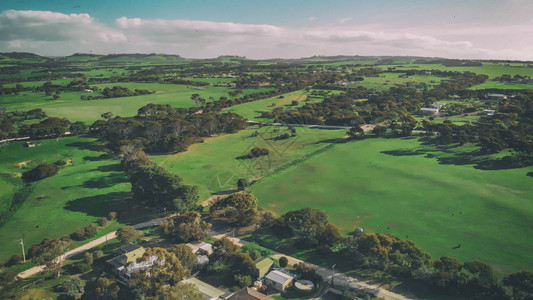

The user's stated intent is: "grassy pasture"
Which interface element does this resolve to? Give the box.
[251,138,533,274]
[152,126,347,201]
[0,137,133,262]
[358,73,447,91]
[0,84,273,123]
[222,90,316,121]
[392,62,533,79]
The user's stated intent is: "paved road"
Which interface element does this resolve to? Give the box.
[210,229,417,300]
[17,220,166,279]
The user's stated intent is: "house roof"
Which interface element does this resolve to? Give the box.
[187,241,213,254]
[265,270,293,285]
[228,287,273,300]
[117,254,159,278]
[181,277,225,299]
[254,257,274,278]
[118,243,143,253]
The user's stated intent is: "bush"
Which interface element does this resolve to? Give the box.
[250,147,269,158]
[107,211,118,221]
[279,256,288,268]
[54,159,67,166]
[234,275,252,288]
[93,250,104,259]
[84,252,93,265]
[22,163,59,182]
[98,217,109,227]
[73,262,92,273]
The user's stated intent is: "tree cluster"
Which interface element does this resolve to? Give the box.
[91,104,247,154]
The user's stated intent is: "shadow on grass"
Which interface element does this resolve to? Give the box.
[93,163,122,172]
[382,145,533,171]
[83,153,114,161]
[82,173,128,189]
[65,191,162,225]
[66,141,106,152]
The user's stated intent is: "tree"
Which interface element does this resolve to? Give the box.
[70,121,88,134]
[372,125,387,137]
[0,272,17,299]
[347,125,364,139]
[237,178,249,190]
[129,165,198,212]
[82,275,120,300]
[278,207,340,246]
[28,237,72,277]
[503,271,533,300]
[279,256,288,268]
[55,278,85,300]
[116,226,143,243]
[170,244,198,270]
[129,247,187,297]
[101,112,114,120]
[154,283,204,300]
[210,192,259,225]
[84,252,94,265]
[250,147,269,158]
[161,212,211,243]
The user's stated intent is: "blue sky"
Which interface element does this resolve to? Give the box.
[1,0,532,59]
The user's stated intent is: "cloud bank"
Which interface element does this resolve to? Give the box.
[0,9,532,60]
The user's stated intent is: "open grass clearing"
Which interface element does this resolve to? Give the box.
[1,84,273,122]
[222,90,317,122]
[0,137,135,262]
[152,126,347,201]
[251,137,533,274]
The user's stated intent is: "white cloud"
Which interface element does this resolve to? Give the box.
[0,9,532,60]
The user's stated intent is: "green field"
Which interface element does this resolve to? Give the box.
[1,84,273,122]
[152,126,347,200]
[222,90,315,122]
[0,137,132,262]
[251,137,533,274]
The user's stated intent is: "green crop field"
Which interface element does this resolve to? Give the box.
[251,137,533,274]
[152,126,347,200]
[0,137,133,262]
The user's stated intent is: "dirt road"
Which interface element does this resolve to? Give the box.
[18,220,166,279]
[210,229,418,300]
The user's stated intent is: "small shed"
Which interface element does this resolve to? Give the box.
[227,287,273,300]
[265,270,293,292]
[187,241,213,256]
[254,257,274,279]
[181,277,225,300]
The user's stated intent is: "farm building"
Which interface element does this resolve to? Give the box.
[487,93,508,100]
[187,241,213,256]
[418,107,439,115]
[265,270,294,292]
[254,257,274,279]
[106,243,157,283]
[181,277,226,300]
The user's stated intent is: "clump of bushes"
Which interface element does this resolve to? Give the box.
[22,163,59,182]
[249,147,269,158]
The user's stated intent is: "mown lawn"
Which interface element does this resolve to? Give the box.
[152,126,347,201]
[0,137,133,262]
[251,137,533,274]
